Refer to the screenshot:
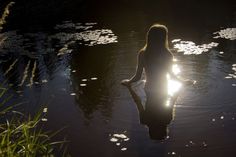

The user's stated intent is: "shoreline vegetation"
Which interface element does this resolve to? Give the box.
[0,2,68,156]
[0,2,15,32]
[0,87,67,157]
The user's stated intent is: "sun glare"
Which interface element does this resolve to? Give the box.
[172,64,181,75]
[167,78,182,96]
[167,64,182,97]
[142,64,182,102]
[165,98,171,107]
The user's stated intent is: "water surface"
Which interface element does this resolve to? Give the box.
[0,1,236,157]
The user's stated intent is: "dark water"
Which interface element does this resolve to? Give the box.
[1,0,236,156]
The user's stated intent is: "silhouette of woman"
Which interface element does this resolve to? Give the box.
[121,24,187,95]
[121,24,194,140]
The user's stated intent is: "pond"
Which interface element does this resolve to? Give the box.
[0,1,236,156]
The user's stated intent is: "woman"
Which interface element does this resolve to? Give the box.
[121,24,194,140]
[121,24,187,99]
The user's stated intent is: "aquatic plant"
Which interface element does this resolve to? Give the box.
[172,39,219,55]
[213,28,236,40]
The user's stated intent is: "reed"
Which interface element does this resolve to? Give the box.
[0,2,15,32]
[0,87,68,157]
[0,2,68,156]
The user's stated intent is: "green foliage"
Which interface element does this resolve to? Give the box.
[0,2,69,156]
[0,87,68,157]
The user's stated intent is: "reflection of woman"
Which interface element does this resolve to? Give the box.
[121,24,194,140]
[126,81,176,140]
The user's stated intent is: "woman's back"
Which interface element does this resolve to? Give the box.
[142,49,173,94]
[121,24,175,96]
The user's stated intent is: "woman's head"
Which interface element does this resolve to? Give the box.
[145,24,169,51]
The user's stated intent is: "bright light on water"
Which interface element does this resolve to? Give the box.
[109,133,129,151]
[172,39,219,55]
[137,64,182,105]
[172,64,181,75]
[167,78,182,96]
[165,98,171,107]
[167,64,182,97]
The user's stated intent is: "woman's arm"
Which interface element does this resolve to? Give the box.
[121,52,144,86]
[129,52,144,82]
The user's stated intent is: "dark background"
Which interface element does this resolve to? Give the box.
[1,0,235,32]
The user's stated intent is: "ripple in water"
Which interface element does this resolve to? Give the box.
[0,22,118,59]
[52,21,118,56]
[0,22,117,87]
[225,64,236,85]
[172,39,218,55]
[227,64,236,87]
[213,28,236,40]
[109,132,129,151]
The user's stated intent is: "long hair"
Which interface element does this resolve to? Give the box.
[141,24,171,55]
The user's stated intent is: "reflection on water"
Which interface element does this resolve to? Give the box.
[167,28,236,57]
[54,22,97,30]
[19,60,31,86]
[167,77,182,97]
[3,58,18,75]
[126,77,179,140]
[225,64,236,87]
[109,133,129,151]
[182,140,208,148]
[1,5,236,156]
[52,21,118,55]
[0,22,118,59]
[225,64,236,79]
[172,39,219,55]
[168,64,182,97]
[0,22,117,89]
[213,28,236,40]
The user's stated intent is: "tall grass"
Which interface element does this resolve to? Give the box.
[0,87,68,157]
[0,2,15,32]
[0,114,64,156]
[0,2,69,156]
